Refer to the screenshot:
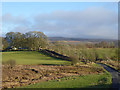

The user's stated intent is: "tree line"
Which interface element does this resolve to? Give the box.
[48,41,118,64]
[2,31,48,50]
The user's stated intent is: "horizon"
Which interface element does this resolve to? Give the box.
[2,2,118,39]
[1,34,118,40]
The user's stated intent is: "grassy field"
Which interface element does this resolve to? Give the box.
[2,51,71,65]
[2,48,116,65]
[77,48,117,59]
[53,46,117,60]
[20,70,112,88]
[2,51,113,89]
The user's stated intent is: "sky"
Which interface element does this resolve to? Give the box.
[1,2,118,39]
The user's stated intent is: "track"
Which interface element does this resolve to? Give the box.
[97,63,120,90]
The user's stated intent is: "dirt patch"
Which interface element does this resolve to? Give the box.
[2,65,104,89]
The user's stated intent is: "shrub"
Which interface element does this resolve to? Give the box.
[6,60,16,68]
[69,55,79,65]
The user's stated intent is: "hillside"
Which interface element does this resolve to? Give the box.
[48,37,117,42]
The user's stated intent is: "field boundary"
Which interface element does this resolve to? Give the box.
[39,49,71,61]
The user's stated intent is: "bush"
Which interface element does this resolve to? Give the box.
[69,55,79,65]
[6,60,16,68]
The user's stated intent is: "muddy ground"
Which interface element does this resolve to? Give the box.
[2,65,104,89]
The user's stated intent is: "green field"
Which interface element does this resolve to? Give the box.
[2,48,116,65]
[20,70,112,88]
[2,51,71,65]
[54,46,117,61]
[78,48,116,59]
[2,51,113,89]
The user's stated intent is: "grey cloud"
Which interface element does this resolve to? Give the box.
[11,26,33,34]
[2,13,31,26]
[2,6,118,39]
[33,7,117,39]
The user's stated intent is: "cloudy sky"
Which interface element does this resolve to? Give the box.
[2,2,118,39]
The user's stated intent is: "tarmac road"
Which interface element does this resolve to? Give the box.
[97,63,120,90]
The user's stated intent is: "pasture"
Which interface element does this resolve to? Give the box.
[72,48,116,59]
[2,50,113,89]
[2,51,71,65]
[21,70,112,88]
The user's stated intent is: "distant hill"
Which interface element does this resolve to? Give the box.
[2,36,118,46]
[48,37,118,46]
[48,37,117,42]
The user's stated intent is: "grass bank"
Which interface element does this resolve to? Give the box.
[99,60,120,72]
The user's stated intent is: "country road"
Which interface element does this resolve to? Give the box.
[97,63,120,90]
